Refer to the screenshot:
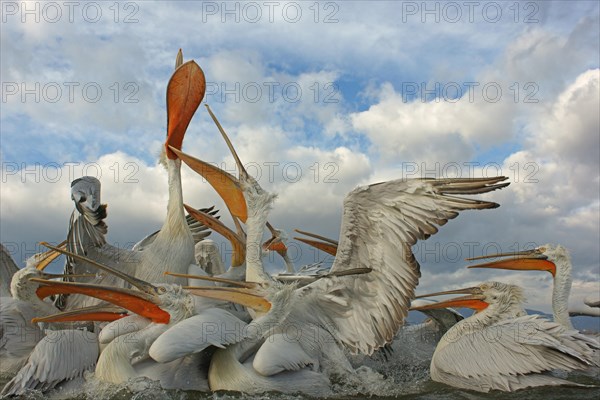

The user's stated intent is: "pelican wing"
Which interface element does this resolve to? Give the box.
[305,177,509,355]
[132,207,218,251]
[1,329,99,396]
[149,308,248,363]
[1,244,19,298]
[431,314,600,392]
[0,300,44,373]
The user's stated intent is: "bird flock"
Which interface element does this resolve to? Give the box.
[1,50,598,397]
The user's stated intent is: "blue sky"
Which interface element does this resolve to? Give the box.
[1,1,599,315]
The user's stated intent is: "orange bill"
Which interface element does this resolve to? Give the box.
[166,60,206,159]
[186,286,271,313]
[184,204,246,267]
[294,237,337,256]
[466,248,555,277]
[32,279,170,324]
[410,294,489,312]
[32,304,128,324]
[175,149,247,222]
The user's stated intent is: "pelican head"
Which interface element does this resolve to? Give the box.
[412,281,525,314]
[466,244,572,277]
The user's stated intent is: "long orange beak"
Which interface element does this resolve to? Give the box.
[467,249,555,277]
[165,60,206,159]
[410,294,489,313]
[37,242,170,323]
[175,148,247,222]
[32,304,128,324]
[294,229,338,256]
[32,279,170,324]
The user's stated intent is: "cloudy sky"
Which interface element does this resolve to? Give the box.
[1,1,598,315]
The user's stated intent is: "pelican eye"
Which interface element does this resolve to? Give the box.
[157,287,166,294]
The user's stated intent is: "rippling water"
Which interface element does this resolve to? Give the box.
[3,352,598,400]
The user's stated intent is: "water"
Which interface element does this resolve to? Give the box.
[2,356,598,399]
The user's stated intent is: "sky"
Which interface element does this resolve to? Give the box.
[1,1,599,316]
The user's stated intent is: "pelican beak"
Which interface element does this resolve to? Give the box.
[39,242,159,294]
[185,286,271,313]
[165,271,256,289]
[32,304,128,324]
[184,204,246,267]
[410,293,489,312]
[32,279,170,324]
[165,60,206,160]
[37,242,170,323]
[33,240,67,270]
[175,149,248,223]
[294,229,338,256]
[466,248,555,277]
[415,286,484,299]
[262,236,287,254]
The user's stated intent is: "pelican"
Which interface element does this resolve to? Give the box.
[173,104,295,274]
[56,51,207,310]
[0,246,111,396]
[412,281,600,392]
[166,121,510,393]
[466,244,583,329]
[32,244,246,391]
[0,245,69,376]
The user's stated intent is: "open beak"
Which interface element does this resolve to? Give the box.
[174,148,248,222]
[37,243,170,323]
[294,229,338,256]
[165,59,206,160]
[466,248,555,277]
[410,293,489,312]
[33,240,67,270]
[185,285,271,313]
[32,304,128,324]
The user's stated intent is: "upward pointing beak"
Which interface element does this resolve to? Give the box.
[466,249,555,277]
[165,60,206,159]
[33,240,67,270]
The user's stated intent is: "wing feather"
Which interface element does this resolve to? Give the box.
[431,315,600,392]
[1,329,98,396]
[304,177,508,355]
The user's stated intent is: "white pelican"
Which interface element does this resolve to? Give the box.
[32,244,245,391]
[0,246,112,396]
[172,104,295,274]
[466,244,582,329]
[412,281,600,392]
[0,245,69,376]
[57,51,207,310]
[170,138,510,394]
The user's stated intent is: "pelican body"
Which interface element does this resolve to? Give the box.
[414,282,600,392]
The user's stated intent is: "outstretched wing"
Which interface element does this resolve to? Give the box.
[1,329,99,396]
[304,177,509,355]
[431,315,600,392]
